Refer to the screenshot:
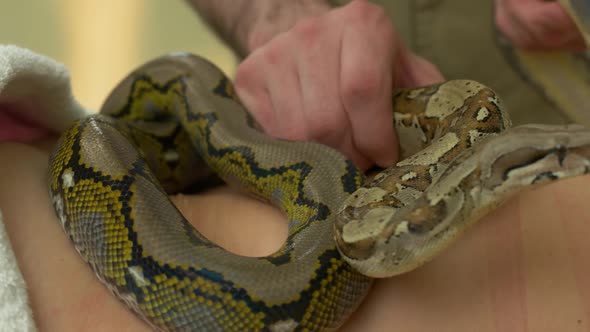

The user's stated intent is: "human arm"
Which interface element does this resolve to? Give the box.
[184,0,332,57]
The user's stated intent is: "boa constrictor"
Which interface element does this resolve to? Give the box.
[48,53,590,331]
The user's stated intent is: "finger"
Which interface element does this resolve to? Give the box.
[495,1,536,47]
[292,17,355,155]
[234,53,277,132]
[298,52,364,169]
[407,54,445,86]
[395,46,445,87]
[263,42,308,141]
[339,17,399,169]
[524,2,585,49]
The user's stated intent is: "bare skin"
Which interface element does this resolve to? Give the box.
[495,0,586,51]
[3,135,590,332]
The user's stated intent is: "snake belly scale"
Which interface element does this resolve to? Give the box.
[48,53,590,331]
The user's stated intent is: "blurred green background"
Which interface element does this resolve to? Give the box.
[0,0,237,110]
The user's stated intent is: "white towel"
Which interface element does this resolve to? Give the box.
[0,45,90,332]
[0,211,35,332]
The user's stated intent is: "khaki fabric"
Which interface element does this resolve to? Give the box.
[329,0,570,125]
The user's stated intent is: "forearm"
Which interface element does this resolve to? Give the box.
[185,0,331,56]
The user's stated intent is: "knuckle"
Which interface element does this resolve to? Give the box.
[262,45,283,66]
[235,50,282,89]
[341,70,383,105]
[341,2,395,40]
[346,0,386,21]
[292,16,323,44]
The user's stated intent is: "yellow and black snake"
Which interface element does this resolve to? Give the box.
[48,53,590,331]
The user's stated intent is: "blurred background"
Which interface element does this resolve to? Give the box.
[0,0,237,110]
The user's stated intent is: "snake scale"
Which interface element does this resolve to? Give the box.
[48,53,590,331]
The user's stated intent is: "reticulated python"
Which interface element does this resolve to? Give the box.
[48,53,590,331]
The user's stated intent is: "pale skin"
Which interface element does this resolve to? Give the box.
[1,0,589,330]
[3,136,590,331]
[496,0,587,51]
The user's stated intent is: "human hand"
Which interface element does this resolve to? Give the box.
[495,0,586,51]
[234,0,444,171]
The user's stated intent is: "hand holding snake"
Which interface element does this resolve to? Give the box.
[234,0,444,171]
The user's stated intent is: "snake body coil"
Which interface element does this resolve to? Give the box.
[49,53,590,331]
